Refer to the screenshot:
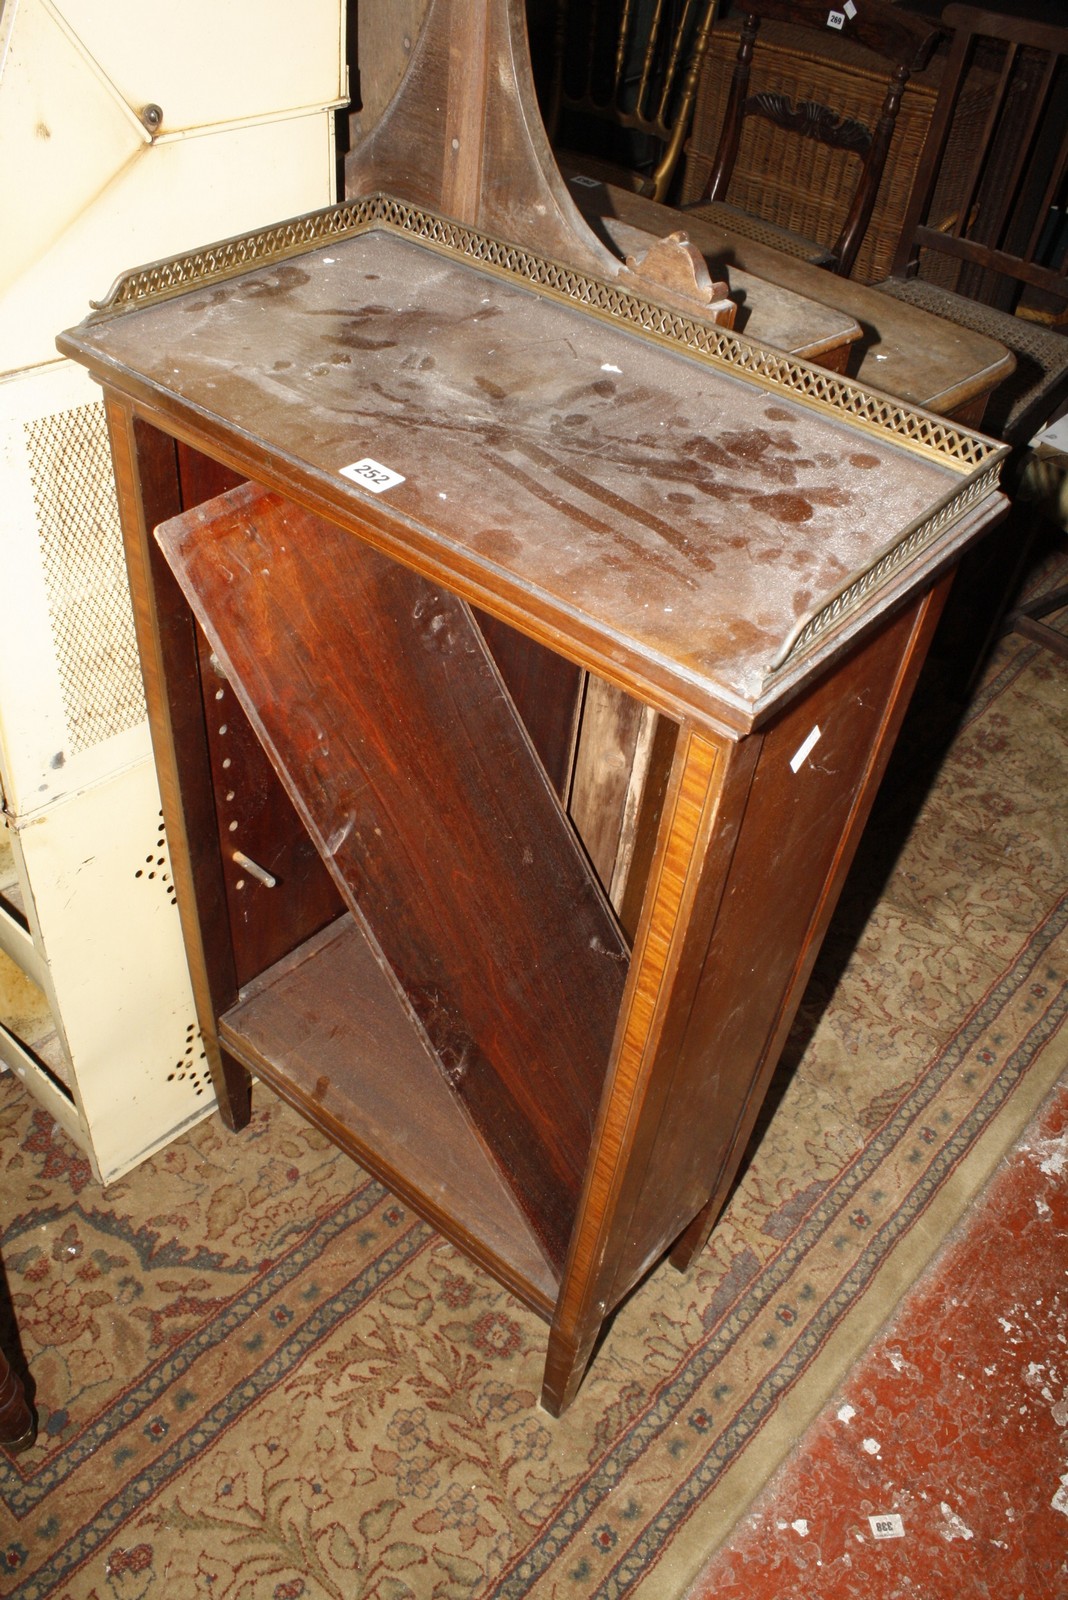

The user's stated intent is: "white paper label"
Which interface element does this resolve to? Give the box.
[790,725,822,773]
[844,1,858,15]
[340,458,405,493]
[827,9,846,28]
[869,1514,905,1540]
[570,174,602,188]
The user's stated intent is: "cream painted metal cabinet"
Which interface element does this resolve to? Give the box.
[0,0,347,1181]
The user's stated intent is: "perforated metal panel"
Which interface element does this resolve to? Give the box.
[23,400,146,754]
[0,762,216,1181]
[167,1019,213,1101]
[1,0,345,1174]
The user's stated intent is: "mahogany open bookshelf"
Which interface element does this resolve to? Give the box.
[60,199,1007,1413]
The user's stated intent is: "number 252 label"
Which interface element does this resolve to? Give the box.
[340,458,406,494]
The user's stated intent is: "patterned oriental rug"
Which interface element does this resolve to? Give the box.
[2,605,1066,1600]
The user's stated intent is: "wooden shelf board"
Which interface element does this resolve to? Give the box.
[219,913,561,1316]
[161,482,627,1275]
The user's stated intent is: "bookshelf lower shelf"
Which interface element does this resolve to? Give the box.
[218,913,560,1314]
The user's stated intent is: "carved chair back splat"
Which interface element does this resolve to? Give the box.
[690,0,941,276]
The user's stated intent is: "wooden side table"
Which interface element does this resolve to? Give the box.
[60,196,1007,1413]
[567,176,1015,427]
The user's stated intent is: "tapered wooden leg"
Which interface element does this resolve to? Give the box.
[0,1346,35,1456]
[669,1199,721,1273]
[541,1319,604,1418]
[214,1045,253,1131]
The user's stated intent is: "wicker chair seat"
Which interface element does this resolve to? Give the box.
[685,200,834,265]
[875,277,1068,449]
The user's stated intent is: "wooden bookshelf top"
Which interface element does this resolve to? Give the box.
[60,205,1006,729]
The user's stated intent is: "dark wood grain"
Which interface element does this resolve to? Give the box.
[615,588,945,1300]
[542,723,756,1413]
[176,441,245,509]
[157,483,629,1271]
[475,611,583,798]
[176,444,346,985]
[194,628,345,989]
[669,578,956,1270]
[220,914,559,1309]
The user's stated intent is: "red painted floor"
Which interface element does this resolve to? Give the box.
[686,1077,1068,1600]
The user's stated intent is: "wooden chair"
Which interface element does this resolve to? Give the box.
[874,9,1068,688]
[543,0,718,203]
[1003,575,1068,659]
[683,0,942,276]
[875,4,1068,450]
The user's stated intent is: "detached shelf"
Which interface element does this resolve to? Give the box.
[160,482,628,1280]
[220,912,559,1310]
